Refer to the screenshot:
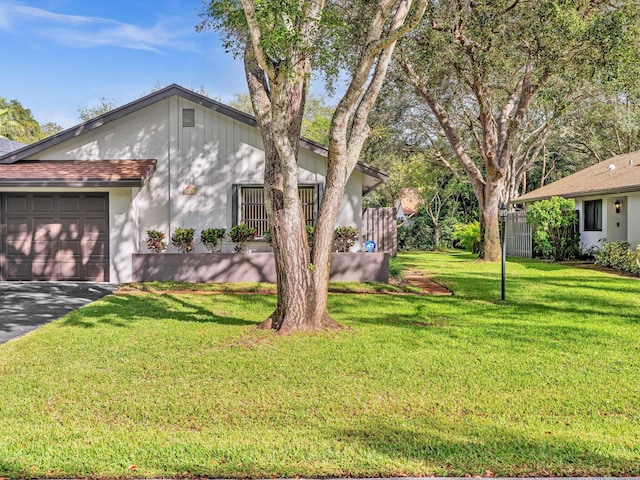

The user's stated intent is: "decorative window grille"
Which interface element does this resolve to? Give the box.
[241,187,268,237]
[237,185,318,237]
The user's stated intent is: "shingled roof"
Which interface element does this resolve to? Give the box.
[0,159,156,187]
[516,151,640,203]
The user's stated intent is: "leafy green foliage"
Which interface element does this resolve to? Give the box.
[398,217,434,251]
[170,228,196,253]
[526,197,580,260]
[229,224,256,252]
[594,240,640,275]
[200,228,227,253]
[452,221,481,254]
[333,226,359,252]
[145,229,167,253]
[0,98,61,144]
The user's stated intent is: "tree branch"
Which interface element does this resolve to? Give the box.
[401,54,486,188]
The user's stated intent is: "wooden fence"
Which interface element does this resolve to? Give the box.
[362,207,397,255]
[505,210,532,258]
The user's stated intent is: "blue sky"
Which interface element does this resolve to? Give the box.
[0,0,248,128]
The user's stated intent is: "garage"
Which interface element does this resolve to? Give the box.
[1,193,109,281]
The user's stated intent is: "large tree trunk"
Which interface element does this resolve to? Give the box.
[480,192,502,262]
[240,0,426,332]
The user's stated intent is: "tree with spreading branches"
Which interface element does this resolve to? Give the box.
[397,0,639,260]
[199,0,427,332]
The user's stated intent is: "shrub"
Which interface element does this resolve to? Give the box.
[146,229,166,253]
[398,218,435,251]
[452,221,481,254]
[594,240,639,275]
[229,224,256,252]
[171,227,195,253]
[200,228,226,253]
[333,226,359,252]
[526,197,580,261]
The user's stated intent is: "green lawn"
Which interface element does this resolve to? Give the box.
[1,252,639,478]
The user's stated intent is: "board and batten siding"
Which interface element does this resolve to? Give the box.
[19,95,365,282]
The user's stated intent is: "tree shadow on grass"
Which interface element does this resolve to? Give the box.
[61,293,275,329]
[332,421,635,476]
[330,291,628,354]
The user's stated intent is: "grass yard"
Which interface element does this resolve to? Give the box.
[1,251,639,478]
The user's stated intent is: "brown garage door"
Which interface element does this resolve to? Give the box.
[1,193,109,281]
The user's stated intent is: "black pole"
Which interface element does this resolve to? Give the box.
[501,222,506,301]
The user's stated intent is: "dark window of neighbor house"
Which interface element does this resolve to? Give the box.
[584,199,602,231]
[234,185,319,237]
[182,108,195,127]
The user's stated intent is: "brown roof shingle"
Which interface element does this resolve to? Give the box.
[515,151,640,203]
[0,159,156,187]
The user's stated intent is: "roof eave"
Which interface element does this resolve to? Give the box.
[0,179,147,188]
[0,85,388,186]
[513,184,640,204]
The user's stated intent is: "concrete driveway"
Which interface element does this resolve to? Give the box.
[0,282,117,344]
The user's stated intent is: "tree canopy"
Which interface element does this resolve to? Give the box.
[0,98,62,144]
[394,0,640,260]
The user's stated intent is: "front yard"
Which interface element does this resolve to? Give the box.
[0,252,639,478]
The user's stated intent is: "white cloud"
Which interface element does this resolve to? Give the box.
[0,2,193,52]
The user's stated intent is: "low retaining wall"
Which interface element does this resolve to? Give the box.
[131,252,389,283]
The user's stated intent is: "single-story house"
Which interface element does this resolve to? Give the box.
[0,84,387,283]
[515,151,640,250]
[396,188,422,227]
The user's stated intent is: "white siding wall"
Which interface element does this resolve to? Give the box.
[20,95,366,281]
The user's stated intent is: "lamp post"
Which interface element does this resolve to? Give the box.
[499,202,508,301]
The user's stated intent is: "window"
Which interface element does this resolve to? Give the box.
[235,185,319,237]
[583,199,602,231]
[182,108,195,127]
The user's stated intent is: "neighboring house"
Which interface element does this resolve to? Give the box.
[515,151,640,250]
[396,188,422,227]
[0,138,25,156]
[0,85,387,283]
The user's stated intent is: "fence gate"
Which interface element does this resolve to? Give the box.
[506,210,532,258]
[362,207,397,255]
